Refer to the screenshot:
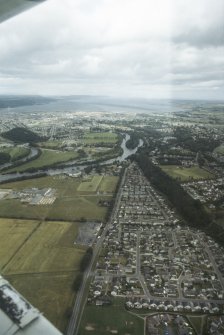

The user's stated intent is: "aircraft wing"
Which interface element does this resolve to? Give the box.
[0,0,47,23]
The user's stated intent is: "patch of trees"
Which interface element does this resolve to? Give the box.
[77,149,86,157]
[173,127,221,153]
[0,152,11,164]
[86,142,114,148]
[157,157,182,165]
[105,166,125,222]
[134,153,224,245]
[126,133,139,150]
[84,165,93,174]
[1,127,44,144]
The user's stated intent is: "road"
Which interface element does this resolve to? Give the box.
[66,167,128,335]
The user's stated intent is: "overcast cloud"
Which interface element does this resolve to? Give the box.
[0,0,223,99]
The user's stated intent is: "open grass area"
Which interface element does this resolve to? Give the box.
[7,149,79,172]
[0,199,51,220]
[187,315,205,335]
[7,272,76,332]
[160,165,213,181]
[0,218,85,332]
[99,176,119,193]
[82,132,118,145]
[79,300,144,335]
[0,175,118,221]
[3,220,84,274]
[0,175,80,195]
[1,146,30,161]
[48,195,111,221]
[78,176,103,192]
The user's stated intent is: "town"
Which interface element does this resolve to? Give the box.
[79,163,224,334]
[0,98,224,334]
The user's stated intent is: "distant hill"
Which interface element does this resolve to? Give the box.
[0,95,55,109]
[1,127,43,143]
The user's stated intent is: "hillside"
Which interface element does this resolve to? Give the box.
[1,127,43,143]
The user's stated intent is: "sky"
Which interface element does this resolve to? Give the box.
[0,0,223,100]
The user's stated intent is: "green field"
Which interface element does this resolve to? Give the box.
[0,175,118,221]
[0,218,39,270]
[98,176,119,193]
[160,165,213,181]
[0,218,85,332]
[82,132,118,145]
[79,300,144,335]
[187,315,206,335]
[3,221,83,274]
[214,144,224,155]
[0,146,30,161]
[78,176,103,192]
[8,273,76,332]
[0,173,118,330]
[7,149,79,172]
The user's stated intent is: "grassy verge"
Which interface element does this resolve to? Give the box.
[79,299,144,335]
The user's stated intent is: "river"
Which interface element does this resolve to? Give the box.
[0,134,143,183]
[0,147,39,171]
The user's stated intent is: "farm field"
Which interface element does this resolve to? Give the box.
[7,148,79,172]
[0,218,85,332]
[160,165,213,181]
[0,175,118,221]
[0,218,39,271]
[3,220,83,274]
[48,195,110,221]
[82,131,118,145]
[79,300,144,335]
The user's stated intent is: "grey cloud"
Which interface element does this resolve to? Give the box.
[173,26,224,47]
[0,0,223,100]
